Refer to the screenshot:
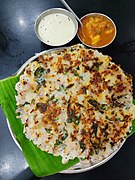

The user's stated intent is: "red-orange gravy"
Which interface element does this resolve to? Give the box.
[78,14,116,47]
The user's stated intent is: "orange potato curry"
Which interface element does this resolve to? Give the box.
[78,14,116,47]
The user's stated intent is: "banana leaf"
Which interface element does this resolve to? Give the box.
[127,100,135,137]
[0,75,79,177]
[0,75,135,177]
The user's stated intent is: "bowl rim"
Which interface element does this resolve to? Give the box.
[34,8,78,46]
[77,12,117,48]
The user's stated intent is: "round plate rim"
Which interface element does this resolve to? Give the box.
[6,45,125,174]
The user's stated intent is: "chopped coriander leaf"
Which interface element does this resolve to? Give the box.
[92,124,98,136]
[79,141,85,152]
[24,101,30,105]
[74,118,80,125]
[77,114,81,120]
[93,62,103,71]
[98,104,107,113]
[37,77,44,84]
[18,101,30,107]
[61,85,65,90]
[48,95,59,103]
[73,72,78,76]
[55,98,59,103]
[34,67,46,83]
[105,116,113,121]
[66,114,81,125]
[61,128,68,141]
[66,117,72,123]
[54,117,59,121]
[55,139,62,146]
[101,104,106,109]
[73,114,81,125]
[88,99,106,113]
[61,134,68,140]
[117,117,123,122]
[74,72,83,80]
[98,108,104,114]
[93,66,99,71]
[63,72,67,75]
[95,148,100,155]
[34,67,46,78]
[90,149,94,155]
[88,99,98,108]
[45,128,52,134]
[58,85,66,91]
[49,95,55,101]
[31,99,35,104]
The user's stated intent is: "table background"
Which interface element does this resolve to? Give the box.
[0,0,135,179]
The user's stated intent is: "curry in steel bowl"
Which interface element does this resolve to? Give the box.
[78,13,116,48]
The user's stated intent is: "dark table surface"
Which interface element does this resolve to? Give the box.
[0,0,135,180]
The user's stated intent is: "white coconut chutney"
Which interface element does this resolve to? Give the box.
[38,13,76,46]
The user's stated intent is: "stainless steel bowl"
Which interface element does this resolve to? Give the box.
[34,8,78,46]
[77,12,117,48]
